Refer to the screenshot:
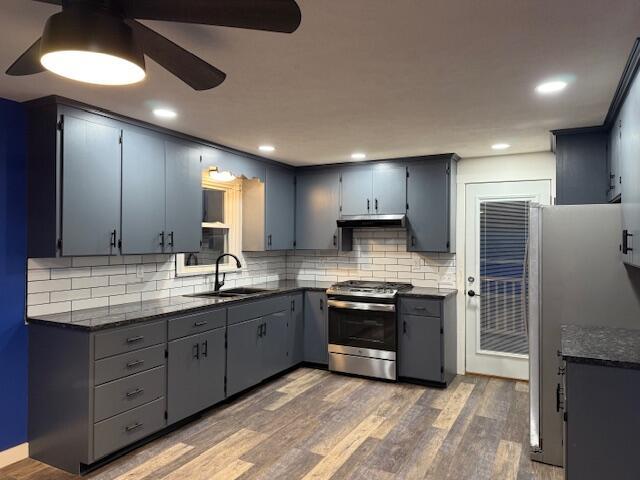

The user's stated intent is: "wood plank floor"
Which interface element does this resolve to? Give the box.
[0,368,563,480]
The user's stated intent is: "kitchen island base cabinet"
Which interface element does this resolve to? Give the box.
[167,328,226,425]
[303,291,328,365]
[398,294,456,386]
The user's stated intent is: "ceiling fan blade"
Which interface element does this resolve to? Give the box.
[126,20,226,91]
[6,38,46,76]
[122,0,301,33]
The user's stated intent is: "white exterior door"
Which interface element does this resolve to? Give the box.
[465,181,551,380]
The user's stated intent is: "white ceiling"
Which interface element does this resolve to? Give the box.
[1,0,639,165]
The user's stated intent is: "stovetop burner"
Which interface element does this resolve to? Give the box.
[326,280,412,299]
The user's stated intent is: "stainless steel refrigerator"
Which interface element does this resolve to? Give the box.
[528,203,640,467]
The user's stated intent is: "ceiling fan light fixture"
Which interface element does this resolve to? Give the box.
[39,8,146,86]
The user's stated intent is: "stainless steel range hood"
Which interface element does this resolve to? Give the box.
[337,214,406,228]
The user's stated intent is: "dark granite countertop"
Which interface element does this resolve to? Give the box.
[27,281,331,331]
[400,286,457,298]
[27,280,457,331]
[561,324,640,370]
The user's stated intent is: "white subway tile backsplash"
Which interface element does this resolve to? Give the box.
[50,267,92,279]
[72,276,109,289]
[72,297,108,310]
[92,285,126,298]
[50,289,91,302]
[28,301,71,316]
[28,279,72,294]
[26,228,455,315]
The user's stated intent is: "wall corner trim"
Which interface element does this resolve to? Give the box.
[0,443,28,469]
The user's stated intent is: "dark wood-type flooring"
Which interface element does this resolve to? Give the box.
[0,368,563,480]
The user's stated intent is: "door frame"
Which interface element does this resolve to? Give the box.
[464,180,551,380]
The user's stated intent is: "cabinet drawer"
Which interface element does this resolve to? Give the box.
[93,397,166,461]
[400,298,442,317]
[228,295,290,326]
[94,344,166,385]
[168,308,226,340]
[94,366,165,422]
[94,321,166,360]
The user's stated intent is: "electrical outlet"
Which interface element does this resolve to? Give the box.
[136,264,144,280]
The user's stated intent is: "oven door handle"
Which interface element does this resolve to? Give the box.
[327,299,396,312]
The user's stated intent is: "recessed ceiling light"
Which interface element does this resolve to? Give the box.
[491,143,511,150]
[536,80,568,94]
[153,108,177,119]
[351,152,366,160]
[259,145,275,153]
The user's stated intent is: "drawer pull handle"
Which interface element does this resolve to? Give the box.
[194,321,208,327]
[126,388,144,398]
[125,422,143,432]
[414,306,426,310]
[126,336,144,344]
[126,360,144,369]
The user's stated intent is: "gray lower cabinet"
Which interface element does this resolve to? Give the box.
[397,295,456,385]
[61,114,122,256]
[289,294,305,365]
[406,156,457,253]
[563,361,640,480]
[121,128,166,254]
[226,317,264,397]
[164,140,203,253]
[295,169,341,250]
[167,327,226,425]
[262,309,290,378]
[304,291,328,364]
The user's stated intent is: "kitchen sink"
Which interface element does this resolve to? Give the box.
[186,287,272,299]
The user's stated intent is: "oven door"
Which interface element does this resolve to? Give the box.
[328,299,396,352]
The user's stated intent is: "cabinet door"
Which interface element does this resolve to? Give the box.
[61,115,121,256]
[121,129,166,254]
[372,163,407,214]
[198,327,226,411]
[167,334,201,424]
[226,317,264,396]
[304,291,328,364]
[165,141,202,253]
[262,309,290,378]
[341,166,372,216]
[295,170,341,250]
[608,120,622,201]
[398,314,442,382]
[266,165,295,250]
[407,159,450,252]
[289,294,305,366]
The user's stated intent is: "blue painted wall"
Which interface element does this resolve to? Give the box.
[0,98,27,451]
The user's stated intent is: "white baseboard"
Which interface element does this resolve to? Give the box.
[0,443,28,469]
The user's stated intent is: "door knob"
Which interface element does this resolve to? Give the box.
[467,290,480,297]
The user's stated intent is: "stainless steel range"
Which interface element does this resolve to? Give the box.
[326,280,412,381]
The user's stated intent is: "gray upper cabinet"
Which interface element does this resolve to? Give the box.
[371,162,407,214]
[296,169,341,250]
[340,163,406,216]
[304,291,328,364]
[265,165,295,250]
[61,115,121,256]
[121,129,166,254]
[341,165,373,216]
[406,156,456,253]
[165,140,203,253]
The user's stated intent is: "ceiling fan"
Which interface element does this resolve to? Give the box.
[6,0,302,90]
